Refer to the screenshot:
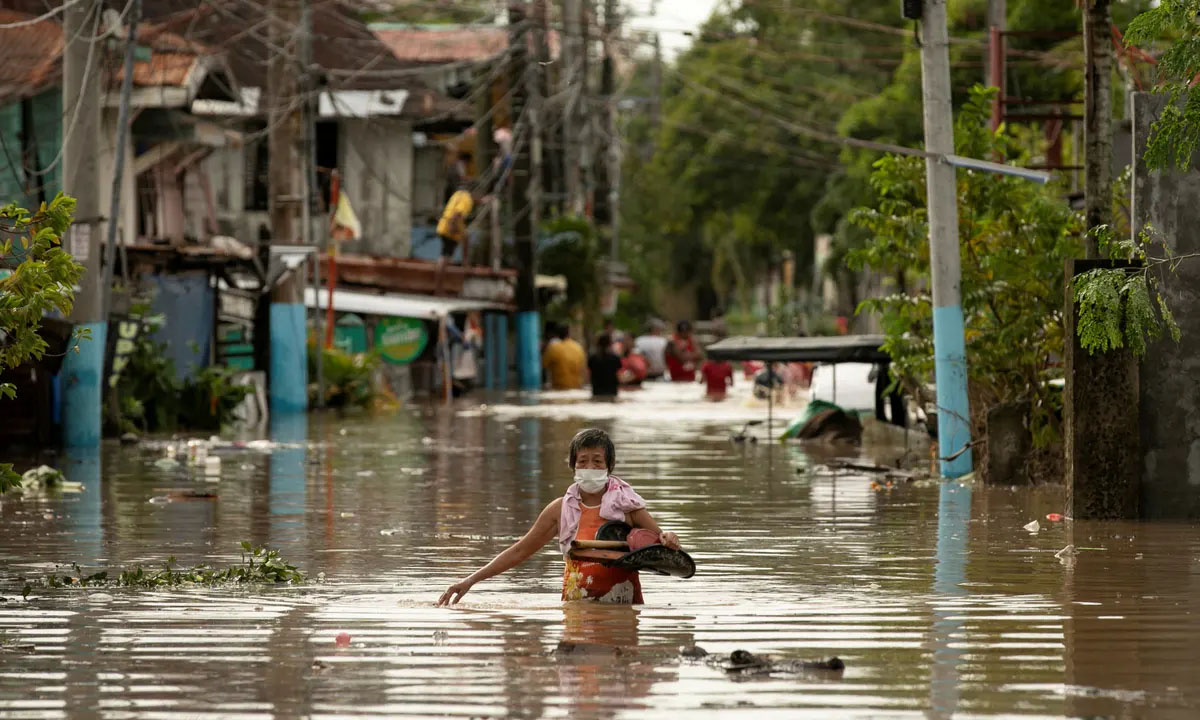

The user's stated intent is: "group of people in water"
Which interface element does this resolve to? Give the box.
[541,319,743,401]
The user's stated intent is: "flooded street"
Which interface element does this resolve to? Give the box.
[3,383,1200,719]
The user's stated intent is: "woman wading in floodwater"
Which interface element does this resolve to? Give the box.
[437,429,682,605]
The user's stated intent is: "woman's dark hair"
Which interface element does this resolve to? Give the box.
[568,428,615,471]
[677,320,692,333]
[596,333,612,351]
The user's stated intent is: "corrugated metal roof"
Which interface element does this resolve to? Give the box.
[304,287,503,320]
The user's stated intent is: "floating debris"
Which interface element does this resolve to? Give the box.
[1023,520,1040,533]
[335,632,352,647]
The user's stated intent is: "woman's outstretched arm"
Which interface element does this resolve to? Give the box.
[437,498,562,606]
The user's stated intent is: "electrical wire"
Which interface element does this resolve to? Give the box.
[0,0,82,30]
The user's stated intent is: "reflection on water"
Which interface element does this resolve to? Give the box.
[1,382,1200,718]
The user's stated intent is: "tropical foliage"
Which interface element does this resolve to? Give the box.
[848,87,1082,448]
[1,193,85,492]
[1125,0,1200,170]
[620,0,1150,324]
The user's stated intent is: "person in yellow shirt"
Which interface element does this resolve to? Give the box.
[542,324,586,390]
[436,186,480,263]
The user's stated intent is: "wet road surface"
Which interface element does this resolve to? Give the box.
[2,382,1200,718]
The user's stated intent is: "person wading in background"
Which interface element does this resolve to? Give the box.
[634,320,669,380]
[666,321,700,382]
[588,333,623,399]
[542,324,586,390]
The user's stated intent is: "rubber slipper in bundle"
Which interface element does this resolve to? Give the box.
[569,522,696,579]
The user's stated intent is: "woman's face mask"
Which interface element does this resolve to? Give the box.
[574,468,609,494]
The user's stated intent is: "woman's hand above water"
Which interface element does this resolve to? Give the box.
[660,531,681,550]
[437,579,474,606]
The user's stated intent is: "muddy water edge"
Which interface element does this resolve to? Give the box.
[2,397,1200,719]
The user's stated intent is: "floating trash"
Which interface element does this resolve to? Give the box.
[1046,513,1064,522]
[340,512,355,518]
[335,632,351,647]
[153,458,180,470]
[1023,520,1040,533]
[356,470,375,478]
[148,496,170,505]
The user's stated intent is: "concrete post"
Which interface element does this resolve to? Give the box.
[920,0,973,477]
[61,0,105,448]
[266,0,307,413]
[1132,92,1200,518]
[1064,258,1141,519]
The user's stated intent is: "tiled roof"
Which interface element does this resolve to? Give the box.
[0,9,218,103]
[0,10,65,100]
[373,26,508,65]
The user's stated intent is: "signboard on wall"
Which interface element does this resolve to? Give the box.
[375,317,427,365]
[334,314,367,355]
[105,315,143,389]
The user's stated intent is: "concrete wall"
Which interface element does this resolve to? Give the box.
[1132,92,1200,518]
[340,118,413,257]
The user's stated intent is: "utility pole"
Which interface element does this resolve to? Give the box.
[509,2,541,390]
[919,0,973,478]
[299,0,323,409]
[563,0,584,215]
[594,0,618,248]
[984,0,1005,86]
[1083,0,1112,257]
[61,0,104,448]
[651,32,662,128]
[986,0,1005,130]
[266,0,308,413]
[102,0,140,317]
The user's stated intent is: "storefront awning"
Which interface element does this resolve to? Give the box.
[303,287,504,320]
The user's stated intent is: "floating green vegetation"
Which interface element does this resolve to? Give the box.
[21,542,305,597]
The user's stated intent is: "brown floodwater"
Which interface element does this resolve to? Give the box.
[1,382,1199,719]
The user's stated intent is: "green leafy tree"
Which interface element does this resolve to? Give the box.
[1068,0,1196,357]
[848,87,1082,453]
[1125,0,1200,170]
[1,193,85,492]
[539,215,604,331]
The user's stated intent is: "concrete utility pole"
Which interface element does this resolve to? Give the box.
[509,2,541,390]
[61,0,104,448]
[563,0,584,215]
[102,0,140,317]
[594,0,618,243]
[1083,0,1112,257]
[919,0,973,478]
[266,0,308,413]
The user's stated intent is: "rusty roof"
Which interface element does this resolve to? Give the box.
[372,26,508,65]
[139,0,465,121]
[0,9,65,100]
[0,8,224,104]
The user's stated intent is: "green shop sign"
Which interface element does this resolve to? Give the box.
[334,313,368,355]
[375,317,428,365]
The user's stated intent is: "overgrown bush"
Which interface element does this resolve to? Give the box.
[107,302,249,434]
[307,341,379,408]
[848,86,1083,456]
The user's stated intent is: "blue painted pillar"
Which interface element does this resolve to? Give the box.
[61,322,106,447]
[516,311,540,391]
[484,314,497,389]
[932,307,972,477]
[269,303,308,413]
[493,314,508,390]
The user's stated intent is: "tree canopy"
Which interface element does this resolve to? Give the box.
[620,0,1151,323]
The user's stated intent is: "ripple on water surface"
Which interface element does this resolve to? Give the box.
[2,383,1200,718]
